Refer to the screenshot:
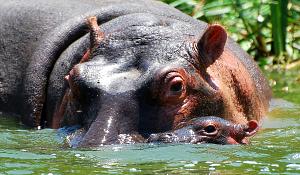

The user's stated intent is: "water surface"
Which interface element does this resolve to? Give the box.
[0,68,299,174]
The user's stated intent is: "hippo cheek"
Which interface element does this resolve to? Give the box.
[76,93,142,147]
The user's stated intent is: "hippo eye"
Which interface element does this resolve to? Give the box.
[202,124,218,136]
[160,72,187,103]
[169,77,183,93]
[205,125,216,133]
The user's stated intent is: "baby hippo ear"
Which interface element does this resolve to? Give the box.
[244,120,259,137]
[197,24,227,67]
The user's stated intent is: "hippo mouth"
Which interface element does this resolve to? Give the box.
[61,116,258,147]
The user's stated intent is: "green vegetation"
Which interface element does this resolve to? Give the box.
[162,0,300,68]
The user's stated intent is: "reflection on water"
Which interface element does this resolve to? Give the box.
[0,69,299,174]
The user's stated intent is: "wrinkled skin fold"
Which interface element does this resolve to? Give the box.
[0,0,271,148]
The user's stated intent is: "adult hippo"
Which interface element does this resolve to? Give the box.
[0,0,271,147]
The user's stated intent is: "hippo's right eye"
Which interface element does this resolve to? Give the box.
[169,77,183,92]
[159,72,187,104]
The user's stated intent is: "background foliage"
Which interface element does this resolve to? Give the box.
[162,0,300,68]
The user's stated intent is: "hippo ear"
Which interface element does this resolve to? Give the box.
[87,16,104,49]
[244,120,259,137]
[197,24,227,67]
[80,16,104,63]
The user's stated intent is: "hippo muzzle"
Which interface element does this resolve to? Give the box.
[62,61,144,147]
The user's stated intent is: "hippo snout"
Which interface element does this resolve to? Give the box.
[147,116,259,145]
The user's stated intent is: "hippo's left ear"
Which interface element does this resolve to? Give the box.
[80,16,104,63]
[197,24,227,67]
[87,16,104,50]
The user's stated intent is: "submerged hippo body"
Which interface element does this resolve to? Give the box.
[0,0,271,147]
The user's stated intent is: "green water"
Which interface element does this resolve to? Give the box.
[0,69,299,175]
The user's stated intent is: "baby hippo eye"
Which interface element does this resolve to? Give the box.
[204,125,216,134]
[202,124,218,136]
[193,122,219,136]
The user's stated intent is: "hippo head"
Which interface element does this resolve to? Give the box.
[54,16,261,147]
[147,116,259,145]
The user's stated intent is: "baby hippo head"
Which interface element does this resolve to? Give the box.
[147,116,259,145]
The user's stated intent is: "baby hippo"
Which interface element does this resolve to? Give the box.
[147,116,259,145]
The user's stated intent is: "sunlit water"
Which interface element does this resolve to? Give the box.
[0,69,299,174]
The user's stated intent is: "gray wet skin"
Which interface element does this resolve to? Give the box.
[147,116,259,145]
[0,0,271,147]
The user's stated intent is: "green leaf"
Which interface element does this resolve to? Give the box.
[270,0,288,56]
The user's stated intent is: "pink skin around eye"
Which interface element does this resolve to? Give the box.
[163,76,186,103]
[168,77,184,92]
[169,76,183,84]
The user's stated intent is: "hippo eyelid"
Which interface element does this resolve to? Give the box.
[204,125,217,134]
[169,79,183,92]
[154,70,188,104]
[168,76,185,96]
[196,123,218,136]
